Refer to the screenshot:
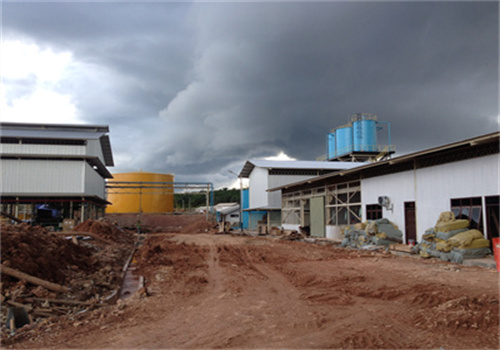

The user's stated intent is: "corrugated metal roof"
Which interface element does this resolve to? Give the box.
[1,129,104,140]
[218,204,240,214]
[1,125,114,167]
[238,159,368,178]
[0,122,109,133]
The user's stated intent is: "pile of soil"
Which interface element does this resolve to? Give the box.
[2,234,499,349]
[1,222,135,334]
[1,223,97,288]
[179,219,217,234]
[137,236,208,271]
[73,219,135,244]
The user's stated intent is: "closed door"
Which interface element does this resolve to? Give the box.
[404,202,416,243]
[310,196,325,238]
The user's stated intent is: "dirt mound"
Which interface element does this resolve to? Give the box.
[1,223,97,287]
[73,219,135,244]
[137,236,208,270]
[179,219,217,234]
[4,234,499,349]
[136,236,209,296]
[1,222,135,335]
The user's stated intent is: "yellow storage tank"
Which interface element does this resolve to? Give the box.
[106,172,174,213]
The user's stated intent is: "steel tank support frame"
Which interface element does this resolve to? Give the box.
[105,181,214,220]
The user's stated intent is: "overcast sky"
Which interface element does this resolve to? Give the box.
[1,1,498,189]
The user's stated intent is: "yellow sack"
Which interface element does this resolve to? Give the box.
[422,232,436,241]
[436,211,455,225]
[366,221,378,235]
[447,229,484,247]
[376,232,388,239]
[420,250,431,259]
[435,219,469,233]
[458,237,490,250]
[354,222,367,230]
[436,241,452,252]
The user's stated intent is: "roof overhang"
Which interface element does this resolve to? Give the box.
[238,159,368,178]
[0,195,111,206]
[242,205,282,212]
[268,131,500,192]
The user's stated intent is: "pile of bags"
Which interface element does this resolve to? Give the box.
[341,218,403,249]
[412,211,491,263]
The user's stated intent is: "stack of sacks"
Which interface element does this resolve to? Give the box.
[341,218,403,249]
[413,228,440,259]
[413,211,491,263]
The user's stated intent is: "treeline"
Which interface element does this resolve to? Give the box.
[174,188,240,210]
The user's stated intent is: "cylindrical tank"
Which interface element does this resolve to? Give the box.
[353,114,378,152]
[335,124,353,156]
[106,172,174,213]
[327,132,336,159]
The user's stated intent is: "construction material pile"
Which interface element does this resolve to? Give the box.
[341,218,403,248]
[1,222,135,329]
[412,212,491,263]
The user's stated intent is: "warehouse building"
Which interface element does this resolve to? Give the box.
[0,122,114,228]
[238,159,367,232]
[271,132,499,243]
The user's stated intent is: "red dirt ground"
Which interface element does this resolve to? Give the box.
[4,233,499,349]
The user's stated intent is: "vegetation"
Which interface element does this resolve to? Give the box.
[174,188,240,210]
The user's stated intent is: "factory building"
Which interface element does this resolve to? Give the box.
[270,132,499,244]
[105,172,174,214]
[0,122,114,228]
[238,160,367,232]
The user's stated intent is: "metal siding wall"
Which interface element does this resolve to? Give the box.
[86,139,106,164]
[268,174,322,208]
[84,162,106,198]
[362,170,414,241]
[415,154,499,238]
[0,144,85,156]
[249,167,268,208]
[0,159,84,194]
[361,153,499,242]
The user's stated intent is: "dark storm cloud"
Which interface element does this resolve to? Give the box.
[2,1,498,188]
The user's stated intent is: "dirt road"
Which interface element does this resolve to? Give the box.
[5,233,499,349]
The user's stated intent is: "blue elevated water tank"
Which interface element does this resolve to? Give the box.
[335,125,353,156]
[353,114,377,152]
[327,132,336,159]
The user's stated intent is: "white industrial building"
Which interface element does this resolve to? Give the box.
[271,132,499,244]
[238,159,367,231]
[0,122,114,227]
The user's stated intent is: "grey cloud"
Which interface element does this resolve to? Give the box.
[2,1,498,188]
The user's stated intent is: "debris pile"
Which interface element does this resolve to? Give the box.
[341,218,403,248]
[1,224,97,287]
[1,222,135,332]
[412,212,491,263]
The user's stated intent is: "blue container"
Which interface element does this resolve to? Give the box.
[327,133,336,159]
[353,118,377,152]
[335,126,353,156]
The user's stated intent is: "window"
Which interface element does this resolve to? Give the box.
[451,197,483,231]
[366,204,383,220]
[282,195,301,225]
[326,181,361,225]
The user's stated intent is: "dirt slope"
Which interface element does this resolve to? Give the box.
[4,233,499,349]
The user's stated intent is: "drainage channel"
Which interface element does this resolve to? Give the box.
[118,235,145,300]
